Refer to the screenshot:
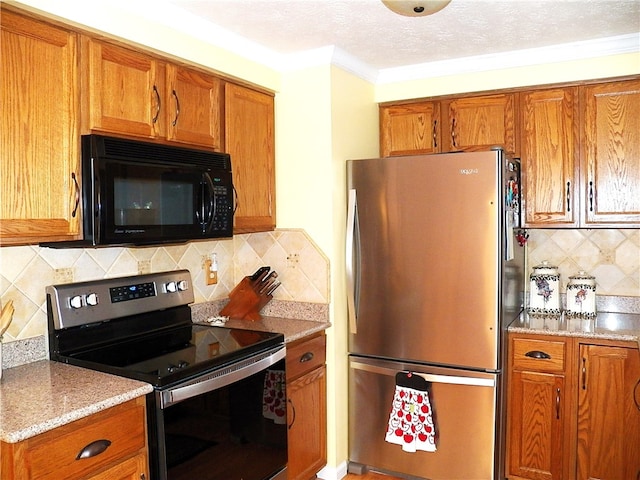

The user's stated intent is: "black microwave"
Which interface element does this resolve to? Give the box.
[44,135,234,247]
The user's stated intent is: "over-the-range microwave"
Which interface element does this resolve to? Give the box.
[43,134,234,248]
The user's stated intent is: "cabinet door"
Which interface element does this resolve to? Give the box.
[380,102,441,157]
[582,79,640,226]
[0,10,80,244]
[224,83,275,233]
[166,65,222,148]
[287,365,327,480]
[577,344,640,480]
[444,93,516,154]
[521,88,579,227]
[508,371,565,480]
[82,38,161,138]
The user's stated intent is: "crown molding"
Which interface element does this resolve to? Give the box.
[375,33,640,84]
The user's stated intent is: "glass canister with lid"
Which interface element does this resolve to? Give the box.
[566,271,596,317]
[529,261,561,314]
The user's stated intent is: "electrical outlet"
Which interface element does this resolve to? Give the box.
[286,253,300,268]
[54,268,73,284]
[138,260,151,274]
[204,256,218,285]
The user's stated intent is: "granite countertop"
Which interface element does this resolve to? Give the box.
[0,361,153,444]
[190,299,332,343]
[509,311,640,350]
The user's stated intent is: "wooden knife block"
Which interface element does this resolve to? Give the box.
[220,276,272,321]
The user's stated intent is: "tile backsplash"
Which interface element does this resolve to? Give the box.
[0,229,329,342]
[526,229,640,296]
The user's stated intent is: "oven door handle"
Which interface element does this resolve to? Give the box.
[160,345,286,408]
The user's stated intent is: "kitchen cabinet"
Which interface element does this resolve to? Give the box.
[379,93,516,157]
[521,87,579,227]
[81,37,222,149]
[0,8,81,245]
[379,101,441,157]
[442,93,517,154]
[507,333,640,480]
[576,342,640,480]
[286,332,327,480]
[582,79,640,226]
[224,83,276,233]
[507,335,572,480]
[0,397,149,480]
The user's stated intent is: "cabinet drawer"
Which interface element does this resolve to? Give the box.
[25,399,146,479]
[286,334,326,381]
[512,337,566,372]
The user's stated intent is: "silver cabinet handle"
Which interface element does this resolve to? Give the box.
[566,181,571,212]
[171,89,180,126]
[71,172,80,218]
[451,118,457,148]
[300,352,314,363]
[76,439,111,460]
[582,357,587,390]
[432,120,437,148]
[589,181,594,211]
[152,85,161,124]
[525,350,551,360]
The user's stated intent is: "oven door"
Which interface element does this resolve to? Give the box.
[148,345,288,480]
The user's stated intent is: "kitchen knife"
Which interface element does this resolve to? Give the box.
[265,281,281,296]
[258,272,278,294]
[250,266,270,282]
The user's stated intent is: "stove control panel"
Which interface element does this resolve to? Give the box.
[110,282,157,303]
[47,269,194,330]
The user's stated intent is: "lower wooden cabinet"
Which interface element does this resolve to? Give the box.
[286,332,327,480]
[0,397,148,480]
[507,333,640,480]
[576,343,640,480]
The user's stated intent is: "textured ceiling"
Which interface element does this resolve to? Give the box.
[160,0,640,71]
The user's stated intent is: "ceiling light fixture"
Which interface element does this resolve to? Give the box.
[381,0,451,17]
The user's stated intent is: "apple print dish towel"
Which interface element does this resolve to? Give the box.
[385,371,437,452]
[262,369,286,424]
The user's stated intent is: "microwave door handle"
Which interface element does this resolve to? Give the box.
[202,173,216,233]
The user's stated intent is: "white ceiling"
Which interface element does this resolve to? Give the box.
[140,0,639,81]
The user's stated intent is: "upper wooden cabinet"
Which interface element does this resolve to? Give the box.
[380,101,441,157]
[81,37,222,149]
[582,79,640,226]
[521,87,579,227]
[225,83,276,233]
[442,93,517,154]
[165,64,222,147]
[0,9,81,245]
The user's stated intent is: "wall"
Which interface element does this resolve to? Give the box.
[0,231,329,342]
[527,229,640,296]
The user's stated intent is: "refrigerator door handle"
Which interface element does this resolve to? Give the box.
[346,188,360,333]
[351,359,496,388]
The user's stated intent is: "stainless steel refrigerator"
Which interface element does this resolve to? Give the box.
[346,150,525,480]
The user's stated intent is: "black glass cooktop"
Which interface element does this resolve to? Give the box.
[53,323,283,388]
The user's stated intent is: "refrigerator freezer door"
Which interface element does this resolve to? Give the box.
[347,151,514,370]
[349,356,500,479]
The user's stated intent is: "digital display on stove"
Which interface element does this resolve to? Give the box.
[110,282,156,303]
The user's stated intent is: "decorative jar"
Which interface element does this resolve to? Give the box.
[566,271,596,317]
[529,261,561,314]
